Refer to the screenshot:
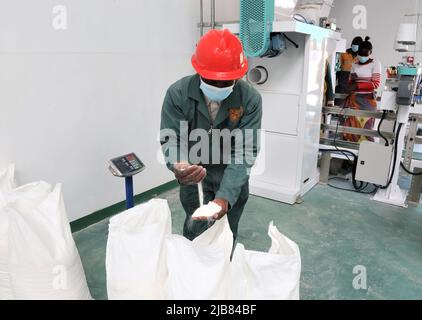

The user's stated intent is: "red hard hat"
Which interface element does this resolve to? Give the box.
[191,29,248,81]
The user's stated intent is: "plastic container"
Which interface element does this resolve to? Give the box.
[293,0,334,25]
[274,0,298,21]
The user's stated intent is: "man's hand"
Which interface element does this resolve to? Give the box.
[211,198,229,220]
[174,162,206,185]
[191,198,229,221]
[350,73,358,81]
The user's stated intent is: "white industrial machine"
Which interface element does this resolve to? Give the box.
[224,0,342,204]
[356,62,422,207]
[353,17,422,207]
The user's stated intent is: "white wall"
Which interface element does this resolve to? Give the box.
[330,0,422,86]
[201,0,239,24]
[0,0,200,221]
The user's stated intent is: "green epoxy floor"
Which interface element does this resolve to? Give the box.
[73,182,422,300]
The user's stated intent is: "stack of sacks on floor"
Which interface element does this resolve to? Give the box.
[0,164,16,299]
[0,164,91,300]
[106,198,301,300]
[106,199,171,299]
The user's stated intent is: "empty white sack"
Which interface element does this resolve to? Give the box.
[164,216,233,300]
[228,222,301,300]
[106,198,301,300]
[0,164,17,299]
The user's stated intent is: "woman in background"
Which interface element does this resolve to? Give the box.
[343,37,382,142]
[337,36,363,93]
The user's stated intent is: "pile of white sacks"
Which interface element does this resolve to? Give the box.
[0,163,301,300]
[106,198,301,300]
[0,164,91,300]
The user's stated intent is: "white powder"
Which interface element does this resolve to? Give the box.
[192,202,222,219]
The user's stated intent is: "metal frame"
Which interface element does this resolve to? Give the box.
[210,0,216,30]
[321,123,395,139]
[321,107,396,147]
[199,0,217,36]
[319,137,360,150]
[322,107,397,120]
[402,113,422,205]
[199,0,204,36]
[403,114,422,169]
[321,106,422,206]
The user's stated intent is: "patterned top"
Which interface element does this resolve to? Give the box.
[340,49,358,72]
[351,59,382,94]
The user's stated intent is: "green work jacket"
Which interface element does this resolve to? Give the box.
[160,74,262,207]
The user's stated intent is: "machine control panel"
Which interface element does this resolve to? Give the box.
[108,153,145,177]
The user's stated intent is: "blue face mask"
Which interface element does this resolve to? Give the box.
[200,79,234,102]
[351,45,359,52]
[358,55,370,63]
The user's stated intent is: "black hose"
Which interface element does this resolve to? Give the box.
[378,110,389,147]
[282,33,299,48]
[319,149,357,158]
[328,177,379,194]
[351,155,364,190]
[380,123,403,189]
[400,161,422,176]
[293,13,308,24]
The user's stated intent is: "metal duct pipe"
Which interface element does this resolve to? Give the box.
[200,0,204,36]
[211,0,216,30]
[248,66,269,85]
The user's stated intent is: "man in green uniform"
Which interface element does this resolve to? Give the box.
[160,29,262,241]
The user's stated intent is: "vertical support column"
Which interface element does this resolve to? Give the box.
[407,167,422,205]
[210,0,216,30]
[125,176,134,209]
[403,115,418,170]
[373,106,410,207]
[319,153,332,185]
[199,0,204,36]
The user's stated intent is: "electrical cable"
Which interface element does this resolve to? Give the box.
[328,183,379,194]
[332,95,353,163]
[380,122,403,190]
[293,13,308,24]
[328,177,379,194]
[282,33,299,48]
[319,149,369,192]
[400,161,422,175]
[319,149,357,158]
[378,110,389,146]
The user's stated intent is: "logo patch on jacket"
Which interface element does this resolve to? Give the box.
[228,106,244,124]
